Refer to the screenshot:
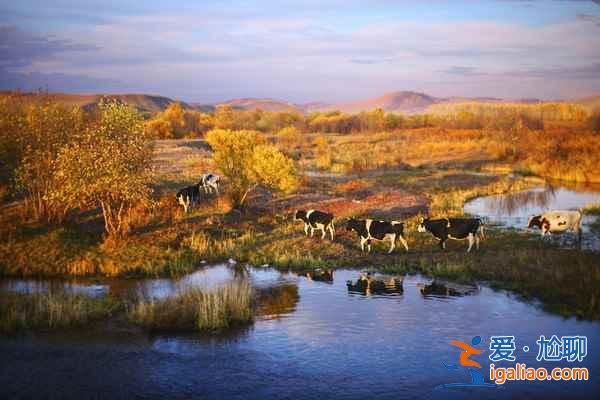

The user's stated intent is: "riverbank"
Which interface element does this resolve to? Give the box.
[0,169,539,278]
[1,139,599,321]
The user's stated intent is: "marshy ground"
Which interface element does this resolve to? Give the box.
[1,132,600,329]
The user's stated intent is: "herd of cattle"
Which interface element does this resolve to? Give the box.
[176,174,585,253]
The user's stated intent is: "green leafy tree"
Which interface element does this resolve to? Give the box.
[205,129,299,208]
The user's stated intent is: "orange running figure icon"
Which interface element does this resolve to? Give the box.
[436,335,502,390]
[449,340,483,368]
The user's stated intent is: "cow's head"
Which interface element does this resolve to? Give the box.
[541,218,551,233]
[346,217,361,232]
[527,215,542,230]
[293,210,306,222]
[417,217,428,233]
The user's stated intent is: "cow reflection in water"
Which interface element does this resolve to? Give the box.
[417,280,479,298]
[346,272,403,296]
[257,284,300,320]
[305,268,334,283]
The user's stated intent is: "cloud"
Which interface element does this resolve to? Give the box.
[0,70,121,92]
[0,25,99,69]
[2,1,600,102]
[440,62,600,80]
[442,66,480,76]
[577,13,600,25]
[0,25,115,92]
[349,58,395,64]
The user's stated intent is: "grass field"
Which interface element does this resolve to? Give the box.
[1,132,599,320]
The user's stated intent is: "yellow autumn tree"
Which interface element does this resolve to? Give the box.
[163,102,186,136]
[51,100,154,241]
[205,129,299,208]
[14,99,85,221]
[277,126,302,151]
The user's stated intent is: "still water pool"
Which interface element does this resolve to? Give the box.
[1,264,598,399]
[464,185,600,250]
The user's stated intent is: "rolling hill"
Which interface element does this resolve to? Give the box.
[218,98,300,112]
[6,90,598,115]
[328,91,437,114]
[0,92,189,113]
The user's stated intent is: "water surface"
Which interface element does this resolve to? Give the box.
[1,265,598,400]
[464,185,600,250]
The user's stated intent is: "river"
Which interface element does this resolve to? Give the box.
[1,264,598,399]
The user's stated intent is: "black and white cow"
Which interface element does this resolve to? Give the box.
[294,209,335,240]
[200,173,220,195]
[176,184,201,213]
[417,217,482,252]
[528,210,583,241]
[346,218,408,253]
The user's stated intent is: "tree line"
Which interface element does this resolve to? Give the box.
[146,101,597,139]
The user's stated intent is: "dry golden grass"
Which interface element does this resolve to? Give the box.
[0,292,120,333]
[129,281,253,331]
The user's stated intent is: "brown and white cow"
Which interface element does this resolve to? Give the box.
[527,210,583,241]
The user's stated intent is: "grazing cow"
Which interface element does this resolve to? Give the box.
[176,184,201,213]
[200,173,220,195]
[528,210,583,241]
[417,217,482,252]
[294,209,335,240]
[345,218,408,253]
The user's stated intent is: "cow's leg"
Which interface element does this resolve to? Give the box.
[367,239,372,253]
[328,223,335,241]
[467,233,474,253]
[439,239,446,250]
[317,224,325,239]
[214,184,219,196]
[310,225,315,237]
[183,196,190,213]
[398,235,409,252]
[388,234,396,254]
[360,237,367,252]
[475,234,480,250]
[304,223,309,236]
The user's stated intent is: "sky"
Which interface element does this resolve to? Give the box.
[1,0,600,103]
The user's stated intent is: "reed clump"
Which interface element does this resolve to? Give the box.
[129,281,253,331]
[0,292,120,334]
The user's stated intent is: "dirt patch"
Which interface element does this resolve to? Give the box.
[274,189,428,219]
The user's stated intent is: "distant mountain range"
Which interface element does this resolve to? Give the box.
[0,92,188,113]
[5,90,599,114]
